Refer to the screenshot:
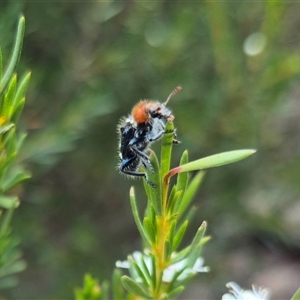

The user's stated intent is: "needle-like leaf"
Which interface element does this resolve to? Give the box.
[165,149,256,181]
[0,17,25,98]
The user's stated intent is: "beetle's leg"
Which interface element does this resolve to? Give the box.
[119,155,156,188]
[132,146,154,174]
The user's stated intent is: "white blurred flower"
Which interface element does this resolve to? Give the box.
[243,32,267,56]
[116,251,209,283]
[222,282,270,300]
[116,251,145,269]
[163,256,209,282]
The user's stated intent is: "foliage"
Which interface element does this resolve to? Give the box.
[0,2,299,299]
[75,270,127,300]
[75,118,255,299]
[291,288,300,300]
[0,16,30,288]
[117,123,255,299]
[75,274,106,300]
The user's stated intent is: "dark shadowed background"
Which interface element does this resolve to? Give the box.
[0,1,300,299]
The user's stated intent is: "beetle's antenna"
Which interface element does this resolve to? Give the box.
[164,86,182,106]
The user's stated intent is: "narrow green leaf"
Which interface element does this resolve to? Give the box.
[144,200,155,229]
[161,121,175,178]
[167,285,185,299]
[173,272,195,287]
[171,221,206,265]
[166,265,189,296]
[127,261,137,285]
[0,195,19,209]
[143,180,152,209]
[100,281,109,300]
[291,287,300,300]
[144,149,162,215]
[187,242,204,270]
[143,217,156,244]
[112,269,124,300]
[0,17,25,98]
[15,132,27,152]
[0,260,27,277]
[199,236,211,247]
[167,187,182,214]
[0,206,15,237]
[183,205,198,223]
[186,221,207,268]
[0,153,7,169]
[2,152,17,170]
[2,75,17,119]
[149,253,156,290]
[1,126,19,169]
[3,126,16,156]
[121,276,151,299]
[167,219,177,254]
[129,257,150,287]
[177,149,256,173]
[0,123,14,135]
[0,47,2,82]
[189,221,206,250]
[172,220,188,251]
[177,171,205,217]
[129,187,151,247]
[168,151,188,214]
[140,256,152,285]
[2,169,31,192]
[0,252,20,273]
[166,184,176,210]
[11,98,25,125]
[165,239,172,260]
[14,71,31,107]
[0,257,25,277]
[176,150,189,193]
[166,266,184,292]
[169,247,189,265]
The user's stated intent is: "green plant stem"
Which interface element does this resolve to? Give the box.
[152,178,171,296]
[151,120,185,299]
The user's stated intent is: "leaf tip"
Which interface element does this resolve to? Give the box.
[200,220,207,230]
[129,186,135,196]
[19,15,26,24]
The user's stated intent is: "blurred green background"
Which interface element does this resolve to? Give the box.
[1,1,300,299]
